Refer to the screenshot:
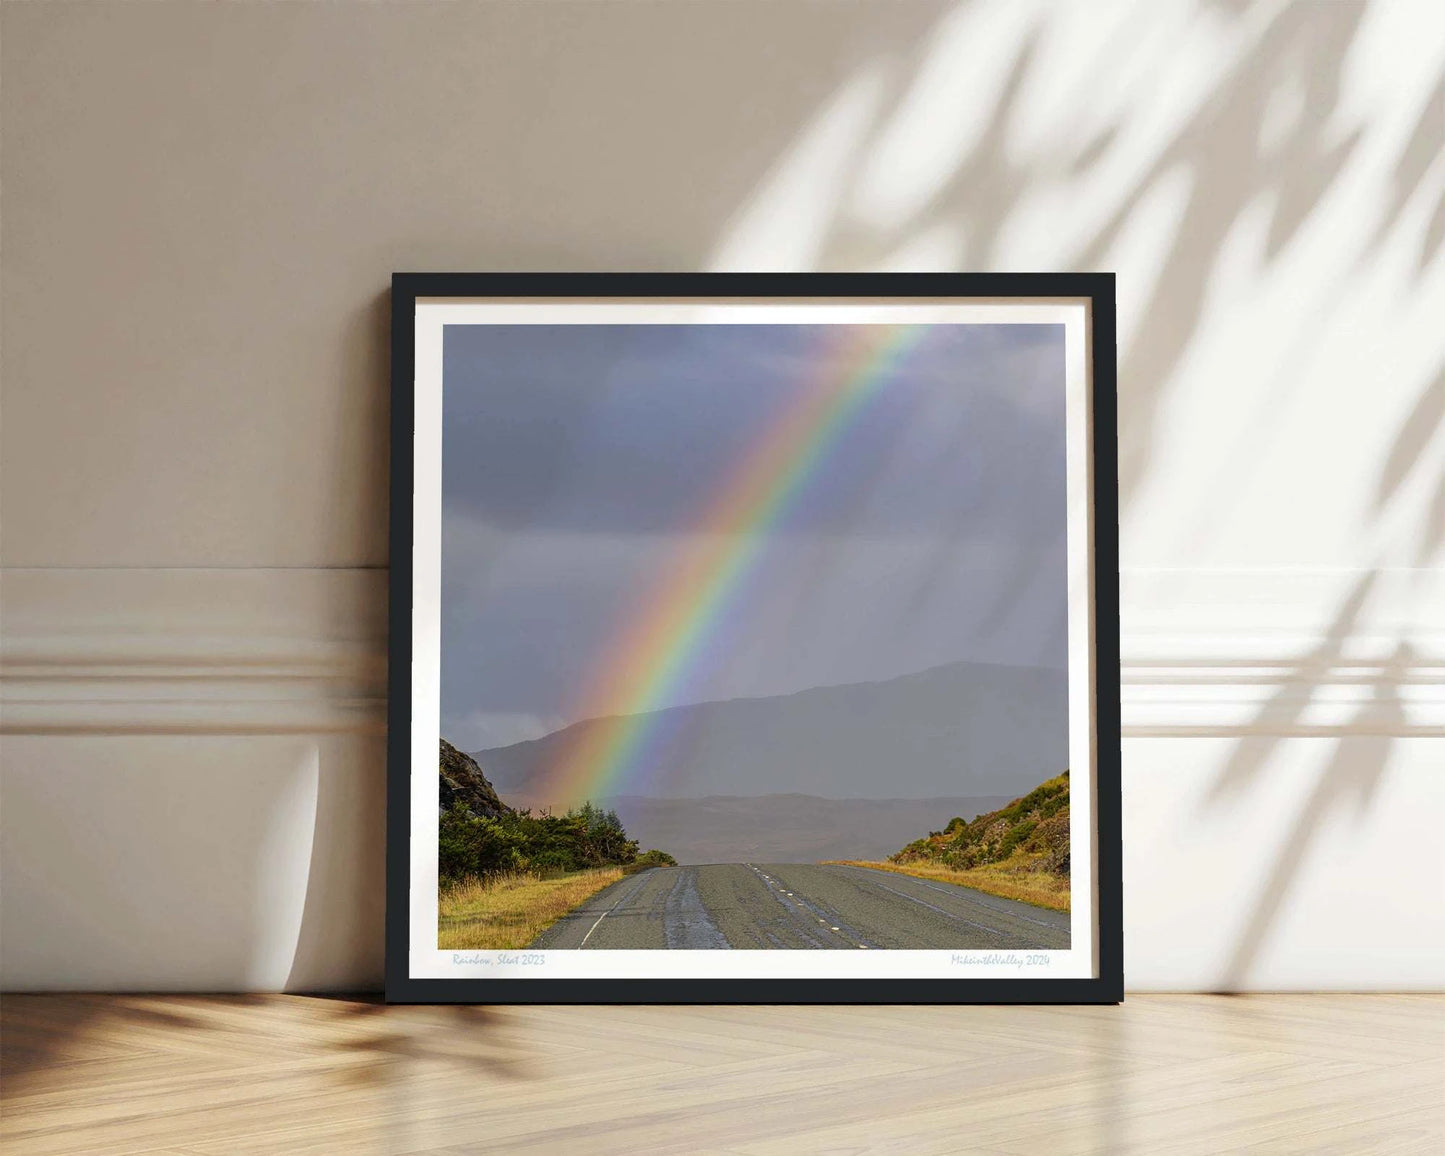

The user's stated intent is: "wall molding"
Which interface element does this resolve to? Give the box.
[3,565,1440,737]
[1,568,387,734]
[1117,565,1444,735]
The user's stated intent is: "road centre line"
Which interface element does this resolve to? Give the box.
[747,863,878,949]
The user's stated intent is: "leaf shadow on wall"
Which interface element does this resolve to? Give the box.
[703,0,1443,991]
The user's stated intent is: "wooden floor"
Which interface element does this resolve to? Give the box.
[2,995,1441,1154]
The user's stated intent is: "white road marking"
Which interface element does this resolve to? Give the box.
[578,910,610,948]
[579,877,647,948]
[750,862,880,950]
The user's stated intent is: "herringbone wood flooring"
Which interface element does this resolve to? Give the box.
[1,994,1441,1154]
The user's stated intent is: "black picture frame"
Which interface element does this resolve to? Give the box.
[387,272,1121,1004]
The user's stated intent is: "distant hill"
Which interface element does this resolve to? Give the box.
[474,660,1067,804]
[892,771,1070,876]
[605,794,1014,866]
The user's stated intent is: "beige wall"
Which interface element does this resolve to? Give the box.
[3,0,1442,990]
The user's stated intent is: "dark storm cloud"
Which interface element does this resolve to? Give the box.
[441,324,1065,539]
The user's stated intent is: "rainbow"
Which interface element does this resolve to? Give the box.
[542,323,931,806]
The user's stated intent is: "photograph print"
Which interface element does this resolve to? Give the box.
[389,275,1120,1003]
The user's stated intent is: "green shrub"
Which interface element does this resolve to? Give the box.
[887,772,1069,874]
[626,848,678,873]
[438,800,646,884]
[996,818,1037,860]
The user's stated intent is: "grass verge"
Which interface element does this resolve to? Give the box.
[825,859,1070,913]
[438,867,625,950]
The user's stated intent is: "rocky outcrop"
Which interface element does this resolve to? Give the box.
[439,739,510,818]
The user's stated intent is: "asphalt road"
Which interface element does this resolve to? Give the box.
[528,864,1069,950]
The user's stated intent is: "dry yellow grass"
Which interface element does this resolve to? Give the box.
[438,867,625,950]
[825,859,1071,913]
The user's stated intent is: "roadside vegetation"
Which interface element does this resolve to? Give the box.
[437,740,677,948]
[439,799,654,882]
[827,857,1069,912]
[439,868,627,950]
[828,771,1071,913]
[626,848,678,873]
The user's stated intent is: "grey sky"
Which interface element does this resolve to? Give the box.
[440,323,1067,752]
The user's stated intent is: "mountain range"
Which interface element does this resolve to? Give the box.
[474,659,1067,805]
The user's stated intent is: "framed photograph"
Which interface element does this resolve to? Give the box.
[387,273,1120,1003]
